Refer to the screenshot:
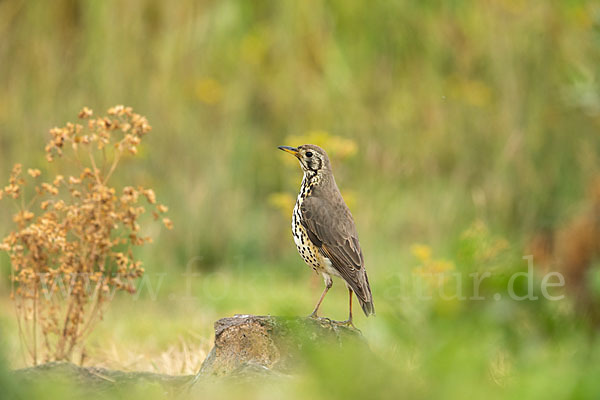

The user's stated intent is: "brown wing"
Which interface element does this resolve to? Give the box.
[300,195,374,314]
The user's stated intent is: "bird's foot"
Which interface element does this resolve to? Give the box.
[307,313,333,324]
[332,318,356,329]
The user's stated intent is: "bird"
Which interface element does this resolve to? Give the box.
[278,144,374,326]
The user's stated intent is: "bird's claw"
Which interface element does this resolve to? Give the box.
[308,312,356,328]
[332,319,356,329]
[308,313,333,324]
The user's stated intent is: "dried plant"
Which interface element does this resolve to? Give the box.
[528,177,600,322]
[0,106,172,365]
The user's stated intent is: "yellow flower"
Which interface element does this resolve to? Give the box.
[410,244,431,262]
[195,78,223,105]
[411,244,455,289]
[240,29,269,66]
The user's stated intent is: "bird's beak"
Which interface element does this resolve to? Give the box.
[278,145,300,158]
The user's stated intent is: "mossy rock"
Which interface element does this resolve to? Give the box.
[196,314,367,378]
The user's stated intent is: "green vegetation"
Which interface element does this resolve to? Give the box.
[1,0,600,398]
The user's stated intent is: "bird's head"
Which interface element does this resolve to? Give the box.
[278,144,331,173]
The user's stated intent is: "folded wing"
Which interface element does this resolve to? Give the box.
[300,196,374,315]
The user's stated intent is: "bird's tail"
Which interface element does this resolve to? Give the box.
[359,297,375,316]
[357,271,375,317]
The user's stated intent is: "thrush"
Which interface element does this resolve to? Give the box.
[278,144,374,325]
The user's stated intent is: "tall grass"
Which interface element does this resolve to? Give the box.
[1,1,599,272]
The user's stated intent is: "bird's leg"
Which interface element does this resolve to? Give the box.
[348,288,353,323]
[308,275,332,319]
[335,288,356,328]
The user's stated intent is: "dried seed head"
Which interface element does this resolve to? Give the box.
[144,189,156,204]
[1,106,170,363]
[78,107,93,119]
[27,169,41,178]
[53,175,64,186]
[163,218,174,230]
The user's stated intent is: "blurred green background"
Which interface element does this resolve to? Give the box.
[2,0,600,399]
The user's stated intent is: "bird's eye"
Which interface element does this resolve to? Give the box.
[305,151,313,158]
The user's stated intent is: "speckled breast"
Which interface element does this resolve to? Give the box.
[292,196,323,273]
